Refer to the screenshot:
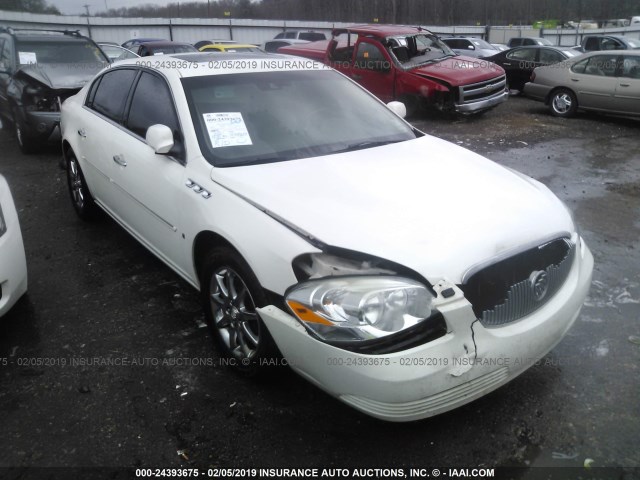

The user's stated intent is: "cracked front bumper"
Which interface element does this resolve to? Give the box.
[258,238,593,422]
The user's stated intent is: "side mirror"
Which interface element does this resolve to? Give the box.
[146,124,174,154]
[386,101,407,118]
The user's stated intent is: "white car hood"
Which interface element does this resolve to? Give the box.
[210,135,573,283]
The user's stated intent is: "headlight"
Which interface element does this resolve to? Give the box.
[0,203,7,237]
[286,276,437,343]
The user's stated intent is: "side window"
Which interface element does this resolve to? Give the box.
[621,56,640,79]
[355,42,389,71]
[463,40,475,50]
[86,76,102,106]
[284,32,296,39]
[601,38,622,50]
[583,55,619,77]
[444,39,460,49]
[274,33,284,39]
[506,48,537,62]
[584,37,600,51]
[91,69,137,123]
[571,58,589,74]
[126,72,183,156]
[539,49,564,64]
[523,39,535,46]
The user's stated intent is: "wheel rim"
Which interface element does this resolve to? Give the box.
[209,266,260,360]
[15,123,23,146]
[68,156,85,209]
[552,93,572,113]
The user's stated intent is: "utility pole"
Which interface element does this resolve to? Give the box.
[83,4,91,16]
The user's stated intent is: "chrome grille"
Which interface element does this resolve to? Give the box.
[480,240,576,326]
[460,237,576,327]
[459,75,506,105]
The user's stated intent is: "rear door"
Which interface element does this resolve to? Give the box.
[613,55,640,114]
[570,54,620,110]
[504,47,538,89]
[80,68,138,204]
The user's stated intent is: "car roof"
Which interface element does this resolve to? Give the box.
[265,39,310,44]
[111,52,327,77]
[7,31,91,43]
[201,43,258,49]
[333,24,432,37]
[139,41,194,47]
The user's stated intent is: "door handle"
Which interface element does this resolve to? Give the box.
[619,83,630,87]
[503,62,512,66]
[571,78,579,82]
[351,74,362,80]
[113,154,127,167]
[77,128,86,137]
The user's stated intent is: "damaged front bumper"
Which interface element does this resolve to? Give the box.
[258,237,593,422]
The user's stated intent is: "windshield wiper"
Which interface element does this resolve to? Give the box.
[331,140,402,154]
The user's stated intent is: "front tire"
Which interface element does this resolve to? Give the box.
[549,88,578,118]
[12,108,38,154]
[200,247,278,376]
[66,150,98,220]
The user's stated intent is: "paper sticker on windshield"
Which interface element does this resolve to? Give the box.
[203,112,252,148]
[18,52,37,64]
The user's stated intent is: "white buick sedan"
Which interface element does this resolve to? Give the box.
[60,54,593,422]
[0,175,28,317]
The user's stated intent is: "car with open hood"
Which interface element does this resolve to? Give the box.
[60,53,593,422]
[0,27,109,153]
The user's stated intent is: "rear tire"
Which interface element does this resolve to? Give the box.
[549,88,578,118]
[200,247,278,376]
[66,150,98,220]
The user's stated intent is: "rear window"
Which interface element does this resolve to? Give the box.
[299,32,326,42]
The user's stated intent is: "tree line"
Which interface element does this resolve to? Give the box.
[3,0,639,26]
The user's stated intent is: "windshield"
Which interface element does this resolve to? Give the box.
[182,70,417,167]
[16,40,107,64]
[389,34,455,68]
[100,44,138,61]
[626,38,640,48]
[470,39,495,49]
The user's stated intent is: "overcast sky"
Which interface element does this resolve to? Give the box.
[51,0,179,15]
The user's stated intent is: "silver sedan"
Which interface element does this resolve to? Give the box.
[524,50,640,117]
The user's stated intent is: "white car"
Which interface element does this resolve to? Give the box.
[0,175,28,317]
[60,53,593,422]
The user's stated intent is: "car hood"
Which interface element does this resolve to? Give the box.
[409,55,505,86]
[16,63,106,90]
[210,135,573,284]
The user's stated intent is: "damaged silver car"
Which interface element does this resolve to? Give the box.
[0,27,108,153]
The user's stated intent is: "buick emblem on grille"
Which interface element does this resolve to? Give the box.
[529,270,549,301]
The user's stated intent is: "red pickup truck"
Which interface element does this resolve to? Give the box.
[279,24,508,115]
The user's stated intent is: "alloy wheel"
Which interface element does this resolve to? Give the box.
[209,266,261,360]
